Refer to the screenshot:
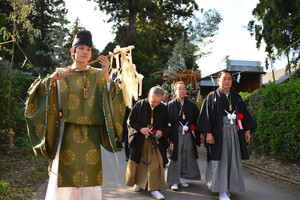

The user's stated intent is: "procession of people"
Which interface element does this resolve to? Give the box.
[25,30,256,200]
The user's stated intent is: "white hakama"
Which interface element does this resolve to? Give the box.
[205,117,245,193]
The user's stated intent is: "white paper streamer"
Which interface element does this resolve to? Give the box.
[224,110,236,125]
[179,121,189,135]
[237,73,241,83]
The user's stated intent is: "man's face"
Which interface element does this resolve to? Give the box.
[162,92,169,103]
[71,45,92,63]
[174,83,186,100]
[148,93,162,108]
[218,72,233,92]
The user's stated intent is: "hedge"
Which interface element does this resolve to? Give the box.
[240,81,300,162]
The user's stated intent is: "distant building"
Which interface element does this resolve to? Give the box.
[262,67,299,86]
[200,59,266,96]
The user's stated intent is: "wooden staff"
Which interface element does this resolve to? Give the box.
[69,50,121,72]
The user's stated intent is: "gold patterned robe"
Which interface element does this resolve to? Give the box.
[25,67,125,187]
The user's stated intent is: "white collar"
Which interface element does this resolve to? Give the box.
[161,101,168,106]
[71,63,91,71]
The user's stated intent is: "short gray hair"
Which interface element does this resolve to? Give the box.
[149,86,165,97]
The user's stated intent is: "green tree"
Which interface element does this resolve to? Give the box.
[59,17,86,67]
[167,9,222,71]
[96,0,222,95]
[0,60,35,138]
[30,0,69,76]
[0,0,40,63]
[248,0,300,72]
[0,0,70,139]
[0,0,40,136]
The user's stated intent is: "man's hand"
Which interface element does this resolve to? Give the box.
[200,134,205,144]
[206,133,214,144]
[140,127,151,137]
[245,130,251,143]
[50,68,71,82]
[156,130,163,139]
[98,55,110,83]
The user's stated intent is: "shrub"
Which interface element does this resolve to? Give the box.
[239,91,252,102]
[240,89,264,154]
[244,81,300,162]
[0,61,35,141]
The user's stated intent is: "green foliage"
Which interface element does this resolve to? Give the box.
[0,0,72,77]
[244,89,263,123]
[166,9,222,71]
[248,0,300,70]
[14,136,31,149]
[0,7,8,29]
[97,0,221,96]
[166,8,222,71]
[142,76,163,98]
[290,68,300,80]
[0,0,40,43]
[0,181,10,199]
[0,60,35,138]
[0,0,39,67]
[244,82,300,162]
[239,91,252,102]
[189,97,204,110]
[30,0,70,76]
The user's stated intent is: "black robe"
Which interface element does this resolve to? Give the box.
[167,98,200,160]
[197,88,257,161]
[127,98,169,166]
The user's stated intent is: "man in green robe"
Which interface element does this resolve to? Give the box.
[25,30,125,200]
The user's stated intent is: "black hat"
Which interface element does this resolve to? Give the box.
[72,30,93,48]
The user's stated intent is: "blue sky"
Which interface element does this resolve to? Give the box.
[65,0,286,76]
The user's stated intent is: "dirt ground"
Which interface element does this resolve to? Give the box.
[0,148,48,200]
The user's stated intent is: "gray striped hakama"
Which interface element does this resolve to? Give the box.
[205,116,245,193]
[166,125,201,184]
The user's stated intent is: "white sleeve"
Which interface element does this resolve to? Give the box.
[106,82,110,92]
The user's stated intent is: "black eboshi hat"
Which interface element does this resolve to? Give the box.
[72,30,93,48]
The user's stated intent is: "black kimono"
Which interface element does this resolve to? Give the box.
[167,98,200,160]
[127,98,169,166]
[166,97,201,183]
[197,88,257,161]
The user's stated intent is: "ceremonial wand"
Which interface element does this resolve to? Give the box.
[68,50,121,72]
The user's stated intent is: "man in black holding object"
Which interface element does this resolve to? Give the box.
[125,86,169,200]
